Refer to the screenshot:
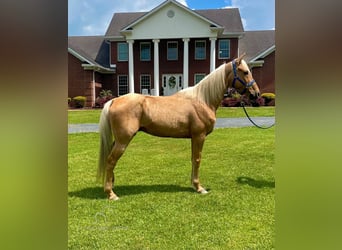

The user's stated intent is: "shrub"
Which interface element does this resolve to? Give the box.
[72,96,86,108]
[253,96,265,107]
[95,89,113,108]
[261,93,275,106]
[221,88,258,107]
[261,93,275,99]
[222,97,240,107]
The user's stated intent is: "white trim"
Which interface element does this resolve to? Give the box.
[104,36,126,41]
[153,39,160,96]
[68,48,93,65]
[209,38,216,72]
[69,48,115,73]
[248,60,265,68]
[81,64,115,73]
[183,38,190,89]
[219,32,244,38]
[127,40,135,93]
[249,45,275,62]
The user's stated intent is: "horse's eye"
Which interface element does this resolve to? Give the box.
[244,71,249,75]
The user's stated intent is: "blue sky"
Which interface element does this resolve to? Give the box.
[68,0,275,36]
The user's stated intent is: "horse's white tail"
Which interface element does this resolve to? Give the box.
[97,99,114,184]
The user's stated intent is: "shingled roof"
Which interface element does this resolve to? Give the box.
[195,9,244,34]
[68,36,114,72]
[239,30,275,62]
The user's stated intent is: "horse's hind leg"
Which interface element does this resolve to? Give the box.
[191,134,208,194]
[104,141,128,200]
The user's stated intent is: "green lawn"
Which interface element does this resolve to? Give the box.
[68,126,275,249]
[68,106,275,124]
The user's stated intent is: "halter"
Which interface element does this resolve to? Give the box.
[232,59,255,94]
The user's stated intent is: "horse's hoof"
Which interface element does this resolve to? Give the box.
[108,194,119,201]
[198,188,208,194]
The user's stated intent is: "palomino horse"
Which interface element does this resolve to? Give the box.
[97,53,260,200]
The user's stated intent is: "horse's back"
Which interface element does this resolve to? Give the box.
[108,93,215,138]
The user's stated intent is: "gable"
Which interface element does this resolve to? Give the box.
[68,36,114,73]
[239,30,275,62]
[121,1,223,39]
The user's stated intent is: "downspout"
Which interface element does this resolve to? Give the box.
[92,70,96,108]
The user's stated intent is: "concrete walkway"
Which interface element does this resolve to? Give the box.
[68,117,275,134]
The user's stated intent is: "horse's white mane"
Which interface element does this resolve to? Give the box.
[178,63,227,108]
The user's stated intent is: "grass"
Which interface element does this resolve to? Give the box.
[68,109,102,124]
[68,106,275,124]
[68,126,275,249]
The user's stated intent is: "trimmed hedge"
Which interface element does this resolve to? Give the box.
[261,93,275,106]
[72,96,86,108]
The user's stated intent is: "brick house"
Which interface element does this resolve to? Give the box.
[68,0,275,107]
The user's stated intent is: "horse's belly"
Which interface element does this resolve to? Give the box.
[140,117,191,138]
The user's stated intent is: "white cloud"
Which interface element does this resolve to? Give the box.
[82,25,93,33]
[225,0,275,30]
[69,0,188,35]
[68,0,274,35]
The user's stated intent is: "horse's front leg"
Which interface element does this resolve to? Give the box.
[191,134,208,194]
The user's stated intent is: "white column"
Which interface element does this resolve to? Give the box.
[153,39,160,96]
[127,39,134,93]
[210,37,217,72]
[182,38,190,89]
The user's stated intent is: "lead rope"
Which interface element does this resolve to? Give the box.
[240,102,275,129]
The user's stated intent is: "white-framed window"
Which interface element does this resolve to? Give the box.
[140,42,151,61]
[117,43,128,61]
[140,74,151,94]
[218,39,230,59]
[194,74,206,84]
[195,40,206,60]
[167,41,178,60]
[118,75,128,96]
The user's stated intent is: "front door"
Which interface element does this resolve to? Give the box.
[162,74,183,96]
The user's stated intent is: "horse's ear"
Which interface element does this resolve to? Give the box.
[236,52,246,65]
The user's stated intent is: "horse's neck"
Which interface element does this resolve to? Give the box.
[194,63,231,111]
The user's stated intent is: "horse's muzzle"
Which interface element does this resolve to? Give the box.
[249,89,260,99]
[249,81,260,98]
